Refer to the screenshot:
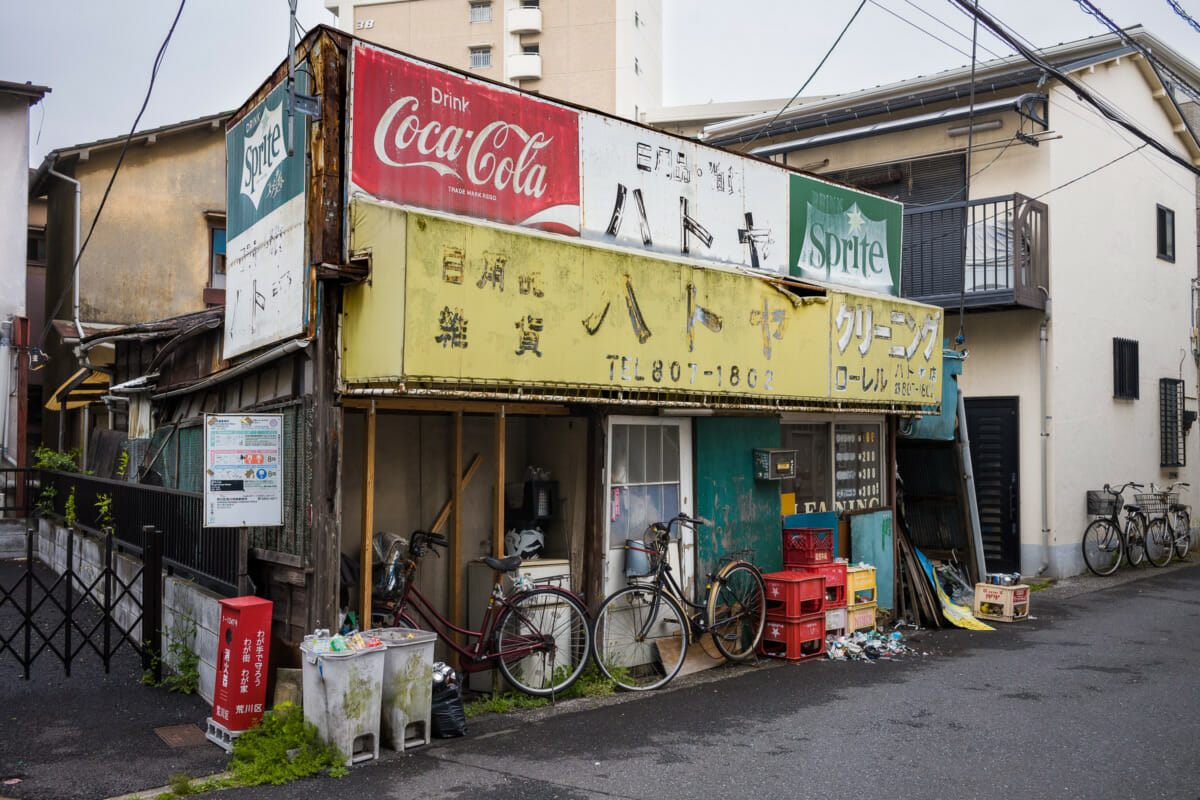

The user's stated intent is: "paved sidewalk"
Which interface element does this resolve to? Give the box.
[0,553,1195,800]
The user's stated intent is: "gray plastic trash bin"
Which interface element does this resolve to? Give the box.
[364,628,438,750]
[300,638,385,766]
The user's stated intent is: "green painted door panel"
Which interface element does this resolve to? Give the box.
[695,418,782,580]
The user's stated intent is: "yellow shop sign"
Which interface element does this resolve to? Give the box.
[342,199,942,408]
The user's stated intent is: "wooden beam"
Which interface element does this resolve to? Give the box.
[494,408,506,558]
[359,401,377,629]
[342,396,568,416]
[450,411,464,660]
[430,454,481,534]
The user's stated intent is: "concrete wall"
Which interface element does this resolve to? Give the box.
[34,518,222,703]
[0,95,28,322]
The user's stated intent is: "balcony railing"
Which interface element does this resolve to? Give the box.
[902,193,1048,311]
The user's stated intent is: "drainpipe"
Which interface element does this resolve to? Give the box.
[46,165,84,341]
[1037,286,1052,575]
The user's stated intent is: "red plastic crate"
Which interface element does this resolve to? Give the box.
[782,527,834,565]
[762,572,825,618]
[758,613,826,661]
[785,561,847,608]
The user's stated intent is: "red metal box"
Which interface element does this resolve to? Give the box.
[762,571,825,618]
[211,596,273,732]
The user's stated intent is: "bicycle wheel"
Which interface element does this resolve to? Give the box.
[706,561,766,662]
[494,588,591,697]
[1172,509,1191,559]
[1124,515,1145,567]
[1144,517,1173,567]
[593,586,687,691]
[1082,518,1123,576]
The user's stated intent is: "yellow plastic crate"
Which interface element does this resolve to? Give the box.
[846,565,876,605]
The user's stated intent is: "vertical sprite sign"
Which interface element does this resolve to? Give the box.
[224,76,309,359]
[789,174,903,295]
[204,414,283,527]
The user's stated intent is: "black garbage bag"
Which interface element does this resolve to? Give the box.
[430,662,467,738]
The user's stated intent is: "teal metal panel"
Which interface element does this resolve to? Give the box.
[695,417,782,579]
[850,510,894,609]
[902,348,964,441]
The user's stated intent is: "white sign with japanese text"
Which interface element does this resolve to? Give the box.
[204,414,284,527]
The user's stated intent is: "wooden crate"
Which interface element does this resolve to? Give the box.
[973,583,1029,622]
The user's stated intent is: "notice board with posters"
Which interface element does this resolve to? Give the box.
[204,414,283,527]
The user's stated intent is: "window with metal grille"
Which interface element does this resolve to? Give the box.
[469,2,491,23]
[1113,338,1139,399]
[1157,205,1175,262]
[1161,378,1186,467]
[469,46,491,69]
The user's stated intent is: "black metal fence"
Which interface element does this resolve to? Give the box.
[26,469,244,597]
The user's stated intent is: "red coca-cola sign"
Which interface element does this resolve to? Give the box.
[350,44,581,234]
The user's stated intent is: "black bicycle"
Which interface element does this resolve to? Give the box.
[591,514,766,691]
[1082,482,1146,576]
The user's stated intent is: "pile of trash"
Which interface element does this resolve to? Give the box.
[825,630,924,662]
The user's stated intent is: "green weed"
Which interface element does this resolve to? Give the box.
[230,702,347,785]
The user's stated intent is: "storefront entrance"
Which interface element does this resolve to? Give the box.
[603,417,694,598]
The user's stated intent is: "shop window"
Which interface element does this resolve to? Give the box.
[1156,204,1175,262]
[1161,378,1186,467]
[781,423,830,513]
[1113,337,1139,400]
[608,422,681,547]
[781,421,884,513]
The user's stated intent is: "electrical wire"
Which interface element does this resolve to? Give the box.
[896,0,1006,59]
[1165,0,1200,34]
[869,0,975,61]
[739,0,868,152]
[1071,0,1200,105]
[953,0,1200,176]
[38,0,188,352]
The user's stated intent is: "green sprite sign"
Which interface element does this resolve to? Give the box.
[788,174,902,295]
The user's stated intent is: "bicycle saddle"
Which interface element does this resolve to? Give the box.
[1125,503,1141,513]
[480,555,522,571]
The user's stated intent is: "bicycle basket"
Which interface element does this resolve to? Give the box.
[1086,490,1116,516]
[1135,493,1174,516]
[624,539,661,578]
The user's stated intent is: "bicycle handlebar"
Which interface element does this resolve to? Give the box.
[1103,481,1143,494]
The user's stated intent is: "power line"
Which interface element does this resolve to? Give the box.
[894,0,1006,60]
[1165,0,1200,34]
[953,0,1200,176]
[739,0,868,152]
[39,0,188,352]
[869,0,975,61]
[1032,143,1147,200]
[1070,0,1200,105]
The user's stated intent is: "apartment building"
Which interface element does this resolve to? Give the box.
[323,0,661,121]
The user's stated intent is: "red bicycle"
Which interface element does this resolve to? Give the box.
[374,530,592,697]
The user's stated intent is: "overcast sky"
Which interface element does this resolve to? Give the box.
[1,0,1197,166]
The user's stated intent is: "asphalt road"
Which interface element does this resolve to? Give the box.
[204,564,1200,800]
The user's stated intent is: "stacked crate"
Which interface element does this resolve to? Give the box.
[781,528,848,644]
[845,564,877,633]
[759,528,835,661]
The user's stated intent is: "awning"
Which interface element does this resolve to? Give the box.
[45,367,110,411]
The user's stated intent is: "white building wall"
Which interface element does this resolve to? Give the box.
[0,95,29,465]
[1042,60,1199,575]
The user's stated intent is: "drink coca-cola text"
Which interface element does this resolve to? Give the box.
[373,93,554,199]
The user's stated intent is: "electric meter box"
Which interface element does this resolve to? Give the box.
[753,449,797,480]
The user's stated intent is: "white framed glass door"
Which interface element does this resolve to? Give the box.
[604,417,694,597]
